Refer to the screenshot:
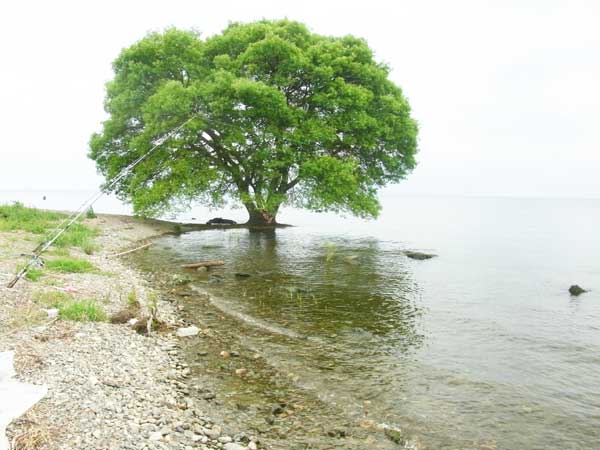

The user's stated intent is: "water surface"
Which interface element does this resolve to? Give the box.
[132,196,600,450]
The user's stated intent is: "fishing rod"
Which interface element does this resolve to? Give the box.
[6,116,195,288]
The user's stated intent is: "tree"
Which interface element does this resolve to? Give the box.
[89,20,418,225]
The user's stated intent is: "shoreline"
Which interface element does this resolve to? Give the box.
[0,212,259,450]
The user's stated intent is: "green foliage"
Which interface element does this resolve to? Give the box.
[89,21,418,224]
[45,257,97,273]
[58,300,107,322]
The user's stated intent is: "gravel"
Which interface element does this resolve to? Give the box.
[0,214,257,449]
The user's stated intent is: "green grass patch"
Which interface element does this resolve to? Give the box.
[58,300,106,322]
[45,257,96,273]
[33,290,72,308]
[32,291,106,322]
[52,223,98,249]
[0,202,65,234]
[0,202,98,252]
[25,268,44,281]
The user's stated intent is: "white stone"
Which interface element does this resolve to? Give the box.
[148,431,163,441]
[0,352,47,450]
[176,326,199,337]
[46,308,59,318]
[224,443,247,450]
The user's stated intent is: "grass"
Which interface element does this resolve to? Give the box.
[58,300,106,322]
[45,257,96,273]
[25,268,44,281]
[0,202,98,251]
[32,291,106,322]
[52,223,98,249]
[0,202,64,234]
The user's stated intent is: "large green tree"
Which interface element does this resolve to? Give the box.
[90,20,418,225]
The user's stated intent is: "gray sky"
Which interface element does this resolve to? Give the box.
[1,0,599,198]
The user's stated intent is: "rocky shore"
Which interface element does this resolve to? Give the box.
[0,214,258,450]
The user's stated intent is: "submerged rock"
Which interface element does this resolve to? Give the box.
[384,427,405,444]
[234,272,251,278]
[404,250,437,260]
[569,285,587,296]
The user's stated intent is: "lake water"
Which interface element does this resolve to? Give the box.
[3,191,600,449]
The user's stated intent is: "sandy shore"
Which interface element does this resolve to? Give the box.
[0,214,256,450]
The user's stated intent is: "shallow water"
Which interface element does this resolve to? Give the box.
[133,196,600,449]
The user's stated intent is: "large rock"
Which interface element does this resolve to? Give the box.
[569,285,587,296]
[206,217,237,225]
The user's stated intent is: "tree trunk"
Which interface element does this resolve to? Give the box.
[245,204,278,226]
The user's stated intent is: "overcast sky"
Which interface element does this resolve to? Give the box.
[1,0,599,199]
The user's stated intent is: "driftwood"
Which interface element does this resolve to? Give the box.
[109,243,153,258]
[181,260,225,269]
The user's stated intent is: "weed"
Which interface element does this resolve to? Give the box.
[25,268,44,281]
[45,257,96,273]
[85,207,97,219]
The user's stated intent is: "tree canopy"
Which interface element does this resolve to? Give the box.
[89,20,418,224]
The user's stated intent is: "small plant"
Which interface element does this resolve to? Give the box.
[173,223,183,233]
[85,207,97,219]
[45,257,96,273]
[58,300,106,322]
[82,242,97,255]
[127,289,139,307]
[108,287,140,323]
